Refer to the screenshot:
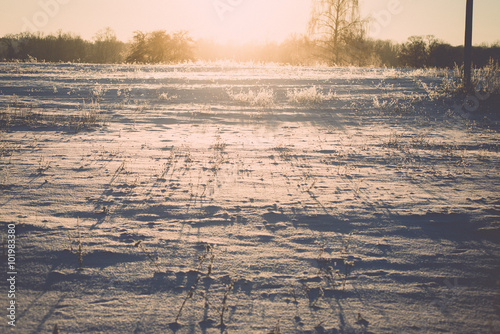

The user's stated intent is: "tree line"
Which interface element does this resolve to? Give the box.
[0,28,126,64]
[1,29,498,69]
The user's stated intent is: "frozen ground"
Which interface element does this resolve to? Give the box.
[0,62,499,333]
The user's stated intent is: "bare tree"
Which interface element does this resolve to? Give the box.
[0,37,16,59]
[148,30,171,63]
[308,0,366,65]
[126,31,148,63]
[92,27,124,64]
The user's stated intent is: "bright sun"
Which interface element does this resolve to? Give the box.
[199,0,310,44]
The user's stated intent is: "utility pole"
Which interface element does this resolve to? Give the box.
[464,0,473,92]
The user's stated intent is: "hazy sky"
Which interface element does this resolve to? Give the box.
[0,0,499,45]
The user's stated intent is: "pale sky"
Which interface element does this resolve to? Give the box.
[0,0,498,45]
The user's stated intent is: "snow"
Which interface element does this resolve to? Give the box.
[0,62,499,333]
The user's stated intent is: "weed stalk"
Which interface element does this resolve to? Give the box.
[175,245,215,324]
[134,240,161,274]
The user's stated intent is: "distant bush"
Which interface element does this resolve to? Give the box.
[126,30,194,64]
[89,27,126,64]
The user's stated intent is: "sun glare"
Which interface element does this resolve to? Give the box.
[201,0,310,44]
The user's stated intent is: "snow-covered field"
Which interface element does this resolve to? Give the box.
[0,62,499,333]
